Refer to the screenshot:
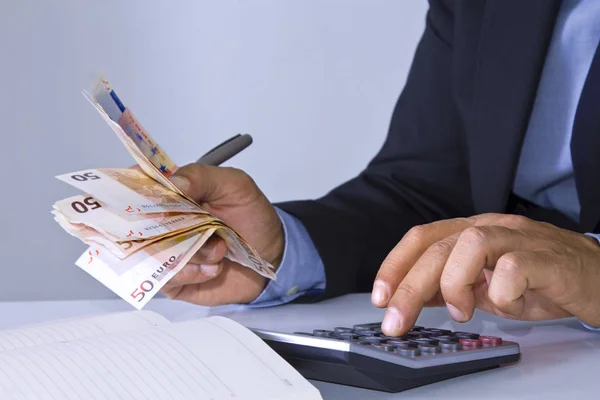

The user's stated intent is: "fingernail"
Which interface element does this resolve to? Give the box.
[382,307,402,335]
[200,264,220,276]
[371,280,389,305]
[169,175,190,191]
[446,303,465,321]
[483,269,493,286]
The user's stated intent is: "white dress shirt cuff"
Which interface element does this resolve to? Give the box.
[248,207,326,308]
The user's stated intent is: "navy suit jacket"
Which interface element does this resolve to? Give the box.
[277,0,600,300]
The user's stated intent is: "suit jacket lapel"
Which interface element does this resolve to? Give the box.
[467,0,561,214]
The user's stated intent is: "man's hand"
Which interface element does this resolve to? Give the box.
[159,163,284,306]
[371,213,600,336]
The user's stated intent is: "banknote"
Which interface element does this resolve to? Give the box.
[52,210,137,258]
[77,227,216,309]
[52,206,221,260]
[89,76,178,177]
[215,227,277,279]
[82,84,195,204]
[54,194,213,242]
[54,167,277,279]
[56,168,204,215]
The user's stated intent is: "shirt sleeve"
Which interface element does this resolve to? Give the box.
[581,233,600,330]
[247,207,326,308]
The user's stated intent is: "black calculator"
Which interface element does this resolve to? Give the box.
[252,322,520,393]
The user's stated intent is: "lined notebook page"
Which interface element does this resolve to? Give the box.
[0,311,168,352]
[0,316,321,400]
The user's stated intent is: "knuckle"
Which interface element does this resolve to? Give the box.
[194,239,227,264]
[378,258,401,278]
[499,214,529,227]
[459,226,488,246]
[167,275,185,287]
[196,244,217,261]
[495,253,523,277]
[379,246,405,273]
[181,162,206,178]
[417,240,454,267]
[188,253,207,265]
[428,238,455,255]
[161,287,180,300]
[394,282,420,300]
[480,212,499,218]
[224,167,262,197]
[404,225,428,244]
[227,167,254,184]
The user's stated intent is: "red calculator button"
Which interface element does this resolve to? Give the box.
[479,336,503,346]
[458,338,482,348]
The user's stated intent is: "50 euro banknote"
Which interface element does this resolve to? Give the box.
[52,75,276,309]
[78,227,217,310]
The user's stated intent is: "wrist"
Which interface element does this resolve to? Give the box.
[247,206,326,308]
[264,216,285,271]
[247,201,285,272]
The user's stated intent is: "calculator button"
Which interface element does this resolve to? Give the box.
[409,326,424,331]
[404,332,427,340]
[419,330,444,336]
[480,336,503,346]
[353,323,382,331]
[394,347,421,357]
[358,336,385,344]
[334,327,354,334]
[459,338,482,348]
[377,335,404,341]
[427,328,452,335]
[371,343,395,351]
[357,329,380,336]
[313,329,335,338]
[454,332,480,339]
[335,333,360,341]
[440,342,462,352]
[385,340,416,348]
[411,338,439,345]
[435,335,458,342]
[417,344,441,354]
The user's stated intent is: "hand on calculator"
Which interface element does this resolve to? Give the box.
[372,213,600,336]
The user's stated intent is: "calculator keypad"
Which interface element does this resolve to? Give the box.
[296,323,504,357]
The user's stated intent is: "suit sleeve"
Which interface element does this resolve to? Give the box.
[276,0,474,301]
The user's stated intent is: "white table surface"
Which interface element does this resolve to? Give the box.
[0,293,598,399]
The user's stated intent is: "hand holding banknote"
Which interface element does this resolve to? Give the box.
[53,75,281,309]
[161,163,285,305]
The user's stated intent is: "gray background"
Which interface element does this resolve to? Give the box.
[0,0,427,300]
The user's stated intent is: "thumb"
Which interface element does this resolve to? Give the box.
[168,163,255,204]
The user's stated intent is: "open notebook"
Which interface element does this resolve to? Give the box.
[0,311,322,400]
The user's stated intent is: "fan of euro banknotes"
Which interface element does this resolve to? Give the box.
[51,75,276,309]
